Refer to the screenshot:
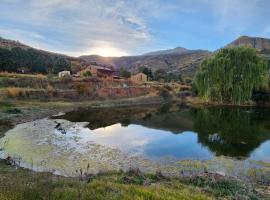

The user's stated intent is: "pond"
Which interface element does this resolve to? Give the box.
[0,104,270,178]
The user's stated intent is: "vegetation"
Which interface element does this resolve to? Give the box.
[6,87,29,98]
[194,47,268,104]
[191,107,270,158]
[139,67,154,80]
[1,160,265,200]
[0,47,71,74]
[119,67,131,78]
[82,70,92,77]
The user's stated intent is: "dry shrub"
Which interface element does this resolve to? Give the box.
[60,75,72,83]
[179,85,191,91]
[76,83,88,95]
[0,71,11,77]
[46,84,55,92]
[6,87,28,98]
[36,74,46,81]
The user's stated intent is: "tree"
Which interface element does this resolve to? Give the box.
[154,69,166,81]
[139,67,153,80]
[194,47,268,104]
[82,70,92,77]
[119,68,131,78]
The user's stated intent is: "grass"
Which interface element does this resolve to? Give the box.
[0,163,213,200]
[5,87,30,98]
[0,161,266,200]
[0,71,46,79]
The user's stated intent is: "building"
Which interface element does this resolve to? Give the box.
[86,66,114,79]
[58,71,70,78]
[130,72,147,83]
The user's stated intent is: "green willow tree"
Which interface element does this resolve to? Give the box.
[194,47,268,104]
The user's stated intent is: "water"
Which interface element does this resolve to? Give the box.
[0,104,270,177]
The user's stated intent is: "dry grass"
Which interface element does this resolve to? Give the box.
[76,83,89,95]
[46,84,55,92]
[0,71,46,79]
[6,87,29,98]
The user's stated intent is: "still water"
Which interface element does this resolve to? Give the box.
[0,104,270,177]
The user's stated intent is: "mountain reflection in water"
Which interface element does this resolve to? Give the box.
[56,104,270,160]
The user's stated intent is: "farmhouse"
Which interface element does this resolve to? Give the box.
[58,70,70,78]
[130,72,147,83]
[86,66,114,79]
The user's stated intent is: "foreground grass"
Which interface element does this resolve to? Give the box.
[0,161,265,200]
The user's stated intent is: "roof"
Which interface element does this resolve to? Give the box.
[132,72,147,76]
[89,65,113,72]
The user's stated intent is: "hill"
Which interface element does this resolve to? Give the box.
[143,47,190,56]
[227,36,270,55]
[2,35,270,76]
[80,49,211,77]
[0,37,79,73]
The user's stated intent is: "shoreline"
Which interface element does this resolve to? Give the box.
[0,96,270,199]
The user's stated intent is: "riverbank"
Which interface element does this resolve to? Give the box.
[1,159,268,200]
[1,97,270,199]
[0,95,165,137]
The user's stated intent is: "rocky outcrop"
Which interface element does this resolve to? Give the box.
[227,36,270,52]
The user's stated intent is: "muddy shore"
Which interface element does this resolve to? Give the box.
[0,95,165,137]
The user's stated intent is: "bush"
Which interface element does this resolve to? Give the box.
[60,75,72,83]
[82,70,92,77]
[6,87,28,98]
[46,84,55,93]
[158,86,171,99]
[76,83,88,95]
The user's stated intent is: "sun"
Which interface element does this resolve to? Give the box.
[89,46,128,57]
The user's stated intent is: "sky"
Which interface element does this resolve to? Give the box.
[1,0,270,57]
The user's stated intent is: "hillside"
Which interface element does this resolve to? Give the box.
[80,49,211,77]
[2,35,270,76]
[0,37,79,73]
[227,36,270,55]
[143,47,190,56]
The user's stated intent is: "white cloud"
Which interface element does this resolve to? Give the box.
[1,0,270,56]
[0,0,153,56]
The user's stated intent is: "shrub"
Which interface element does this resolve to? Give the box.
[60,75,72,83]
[82,70,92,77]
[158,86,171,99]
[6,87,28,98]
[36,74,46,81]
[76,83,88,95]
[46,84,55,92]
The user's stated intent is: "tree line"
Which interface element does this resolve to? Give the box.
[0,47,71,74]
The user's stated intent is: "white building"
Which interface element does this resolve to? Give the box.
[58,71,70,78]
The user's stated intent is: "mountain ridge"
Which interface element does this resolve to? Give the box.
[1,35,270,76]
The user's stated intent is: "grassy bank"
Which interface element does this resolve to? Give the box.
[0,160,266,200]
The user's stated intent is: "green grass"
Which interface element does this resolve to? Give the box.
[0,161,265,200]
[0,163,213,200]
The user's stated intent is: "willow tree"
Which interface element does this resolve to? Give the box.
[194,47,268,104]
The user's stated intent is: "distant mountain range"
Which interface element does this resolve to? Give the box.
[143,47,199,56]
[1,35,270,76]
[80,48,211,77]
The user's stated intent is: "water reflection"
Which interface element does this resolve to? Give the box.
[57,105,270,160]
[192,108,270,158]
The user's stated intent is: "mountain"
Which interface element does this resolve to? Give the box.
[0,37,79,73]
[80,49,211,77]
[0,37,31,50]
[143,47,190,56]
[227,36,270,55]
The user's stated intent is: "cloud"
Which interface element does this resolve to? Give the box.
[0,0,153,56]
[1,0,270,56]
